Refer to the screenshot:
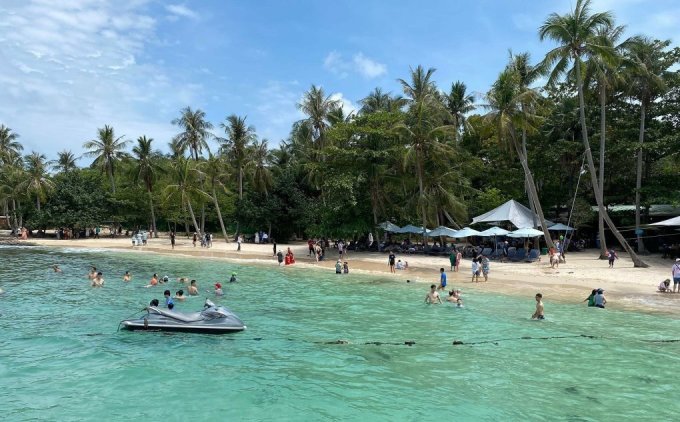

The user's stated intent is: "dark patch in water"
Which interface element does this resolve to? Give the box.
[634,375,655,384]
[564,386,579,394]
[586,396,601,404]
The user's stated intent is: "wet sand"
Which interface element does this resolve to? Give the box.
[20,235,680,315]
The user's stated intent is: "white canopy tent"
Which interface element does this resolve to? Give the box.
[650,216,680,226]
[472,199,553,229]
[454,227,482,238]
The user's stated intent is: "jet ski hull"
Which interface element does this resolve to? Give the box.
[121,300,246,334]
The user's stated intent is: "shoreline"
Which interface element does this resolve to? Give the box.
[10,235,680,316]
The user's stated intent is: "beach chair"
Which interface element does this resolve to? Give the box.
[491,249,502,260]
[506,247,517,261]
[512,248,527,262]
[525,249,540,262]
[481,248,492,257]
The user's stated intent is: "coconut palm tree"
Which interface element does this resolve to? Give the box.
[360,88,407,114]
[539,0,648,267]
[171,107,213,161]
[0,154,25,231]
[0,124,23,165]
[507,51,543,229]
[83,125,129,194]
[395,65,458,232]
[581,23,626,258]
[53,150,78,173]
[164,156,203,236]
[623,36,671,253]
[484,69,555,248]
[444,81,476,141]
[19,152,54,211]
[217,115,256,201]
[296,85,340,149]
[132,136,163,237]
[200,152,231,243]
[250,139,273,195]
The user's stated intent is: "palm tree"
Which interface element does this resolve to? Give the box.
[19,152,54,211]
[171,107,213,161]
[218,115,256,201]
[53,150,78,173]
[83,125,130,194]
[164,157,203,236]
[360,88,407,114]
[395,65,458,233]
[539,0,648,267]
[132,136,162,237]
[484,69,555,248]
[0,156,24,232]
[0,124,23,165]
[296,85,340,149]
[250,139,273,195]
[623,36,671,253]
[444,81,476,141]
[200,153,231,243]
[507,51,543,230]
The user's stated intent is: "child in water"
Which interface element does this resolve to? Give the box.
[343,262,349,274]
[229,273,238,283]
[123,271,131,282]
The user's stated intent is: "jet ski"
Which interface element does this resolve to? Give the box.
[121,299,246,334]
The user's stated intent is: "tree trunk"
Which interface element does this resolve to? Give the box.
[148,189,157,238]
[239,167,243,200]
[635,101,646,253]
[522,126,540,250]
[416,151,427,245]
[212,187,229,244]
[36,196,40,212]
[514,139,554,249]
[109,167,116,194]
[186,198,201,237]
[575,62,648,267]
[597,84,609,259]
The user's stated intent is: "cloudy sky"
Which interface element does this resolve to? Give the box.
[1,0,678,160]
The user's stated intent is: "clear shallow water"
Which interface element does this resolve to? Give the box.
[1,246,680,421]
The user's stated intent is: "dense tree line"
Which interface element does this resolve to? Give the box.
[1,0,678,264]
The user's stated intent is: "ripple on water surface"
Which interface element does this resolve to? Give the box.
[1,246,680,420]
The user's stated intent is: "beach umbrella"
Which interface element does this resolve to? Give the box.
[377,221,401,232]
[479,226,510,255]
[478,226,510,237]
[427,226,459,237]
[650,216,680,226]
[453,227,481,238]
[395,224,430,234]
[548,223,574,231]
[508,227,544,238]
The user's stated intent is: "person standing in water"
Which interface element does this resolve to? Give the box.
[277,250,284,266]
[437,268,447,291]
[425,284,442,304]
[531,293,544,320]
[188,280,199,296]
[123,271,131,282]
[91,272,104,287]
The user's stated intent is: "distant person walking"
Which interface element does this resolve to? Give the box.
[170,231,176,250]
[388,252,396,273]
[672,259,680,293]
[607,248,618,268]
[449,250,456,271]
[455,250,462,272]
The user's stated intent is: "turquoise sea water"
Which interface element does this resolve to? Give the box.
[1,245,680,421]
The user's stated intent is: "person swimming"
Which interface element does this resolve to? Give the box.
[214,283,224,296]
[229,273,237,283]
[188,280,199,296]
[446,290,463,307]
[88,266,97,280]
[164,290,174,310]
[149,299,160,307]
[91,272,104,287]
[53,265,62,273]
[173,290,186,301]
[123,271,131,282]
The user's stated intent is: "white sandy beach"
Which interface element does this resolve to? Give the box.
[17,233,680,315]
